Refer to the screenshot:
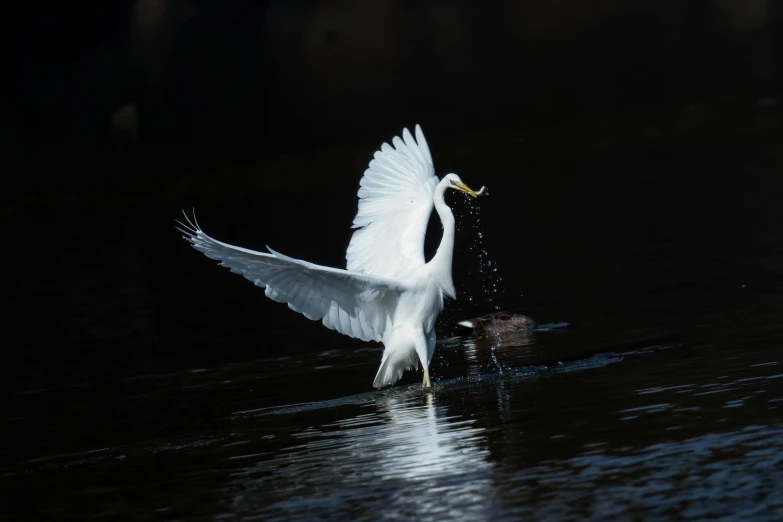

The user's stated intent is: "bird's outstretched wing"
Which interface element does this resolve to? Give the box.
[346,124,439,280]
[178,216,405,342]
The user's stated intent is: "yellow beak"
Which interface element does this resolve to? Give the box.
[452,180,478,198]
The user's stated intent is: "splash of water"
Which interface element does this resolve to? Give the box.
[489,329,504,375]
[462,191,507,312]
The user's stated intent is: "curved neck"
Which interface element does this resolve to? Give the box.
[428,182,456,298]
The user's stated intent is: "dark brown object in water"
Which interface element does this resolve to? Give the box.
[458,311,537,338]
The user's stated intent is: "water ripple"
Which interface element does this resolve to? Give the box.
[501,424,783,520]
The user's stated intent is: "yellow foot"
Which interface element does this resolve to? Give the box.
[422,370,431,387]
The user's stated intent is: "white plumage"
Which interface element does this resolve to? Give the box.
[346,127,438,281]
[178,125,479,389]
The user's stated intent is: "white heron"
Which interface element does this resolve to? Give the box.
[178,125,481,388]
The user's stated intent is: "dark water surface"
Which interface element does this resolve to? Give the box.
[4,129,783,520]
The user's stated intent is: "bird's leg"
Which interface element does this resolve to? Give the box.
[415,331,432,388]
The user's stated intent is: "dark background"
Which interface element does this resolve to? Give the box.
[4,0,782,394]
[4,1,781,194]
[3,3,783,520]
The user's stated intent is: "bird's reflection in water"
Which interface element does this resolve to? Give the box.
[228,393,494,520]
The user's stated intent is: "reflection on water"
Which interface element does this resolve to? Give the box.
[211,334,783,520]
[230,394,493,521]
[4,331,783,520]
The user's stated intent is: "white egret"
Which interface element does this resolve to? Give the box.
[178,125,481,388]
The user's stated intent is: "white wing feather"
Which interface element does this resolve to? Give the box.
[346,124,438,279]
[178,217,406,342]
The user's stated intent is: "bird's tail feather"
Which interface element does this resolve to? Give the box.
[373,352,417,389]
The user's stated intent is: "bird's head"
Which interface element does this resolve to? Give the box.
[444,173,479,198]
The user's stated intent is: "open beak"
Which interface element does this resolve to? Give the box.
[452,180,478,198]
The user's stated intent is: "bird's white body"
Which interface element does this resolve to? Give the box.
[374,270,442,388]
[179,125,478,388]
